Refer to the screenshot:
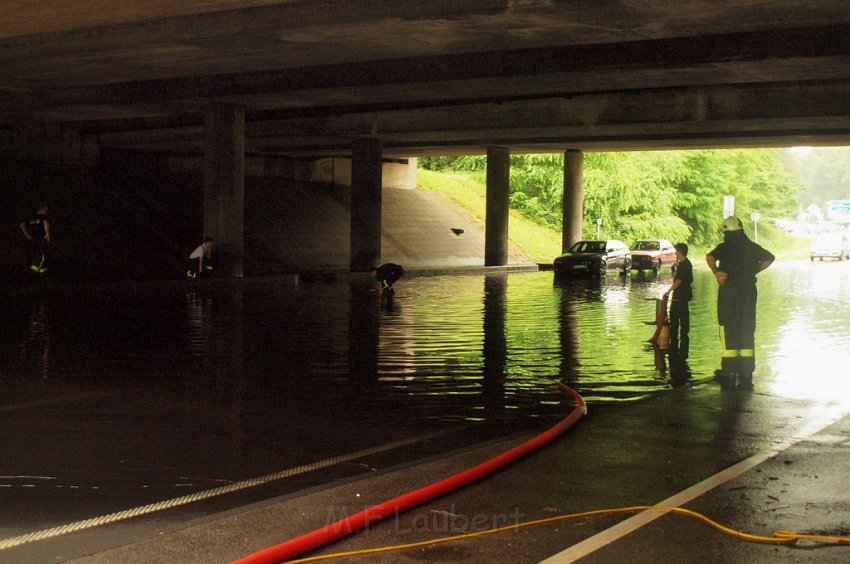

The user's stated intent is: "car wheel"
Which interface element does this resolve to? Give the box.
[597,260,607,277]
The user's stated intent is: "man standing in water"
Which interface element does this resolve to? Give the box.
[20,203,50,275]
[664,243,693,354]
[706,216,774,390]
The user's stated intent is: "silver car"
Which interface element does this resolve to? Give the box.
[810,234,850,261]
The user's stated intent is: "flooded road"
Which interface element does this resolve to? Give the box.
[2,259,850,552]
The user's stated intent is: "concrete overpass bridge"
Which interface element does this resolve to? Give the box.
[3,1,850,274]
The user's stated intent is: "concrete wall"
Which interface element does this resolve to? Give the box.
[308,157,418,189]
[134,153,418,189]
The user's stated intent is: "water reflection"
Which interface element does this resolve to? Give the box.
[349,279,379,391]
[556,279,581,384]
[482,275,507,416]
[20,300,51,379]
[668,348,692,387]
[186,292,212,357]
[3,261,850,424]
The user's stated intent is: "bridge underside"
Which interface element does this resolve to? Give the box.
[2,1,850,158]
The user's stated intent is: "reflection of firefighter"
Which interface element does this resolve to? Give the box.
[706,216,775,389]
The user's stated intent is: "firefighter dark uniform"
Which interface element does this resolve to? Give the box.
[707,217,774,389]
[21,210,50,274]
[668,250,693,353]
[373,263,404,297]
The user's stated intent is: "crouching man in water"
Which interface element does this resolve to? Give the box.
[706,217,774,390]
[187,236,214,279]
[370,263,404,298]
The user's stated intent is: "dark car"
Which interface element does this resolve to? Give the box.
[630,239,676,273]
[553,239,631,277]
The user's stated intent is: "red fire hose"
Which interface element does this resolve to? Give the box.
[232,383,586,564]
[649,293,669,346]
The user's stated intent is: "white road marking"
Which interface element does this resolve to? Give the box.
[540,407,848,563]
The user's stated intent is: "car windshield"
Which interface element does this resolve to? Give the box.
[570,241,605,253]
[633,241,659,250]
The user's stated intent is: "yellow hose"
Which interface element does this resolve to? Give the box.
[284,504,850,562]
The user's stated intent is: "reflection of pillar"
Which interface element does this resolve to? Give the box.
[200,288,245,456]
[22,300,50,379]
[557,284,581,384]
[350,137,383,272]
[485,146,510,266]
[204,103,245,277]
[482,275,507,414]
[349,279,380,390]
[562,149,584,252]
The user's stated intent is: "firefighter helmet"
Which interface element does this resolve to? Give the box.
[720,216,743,232]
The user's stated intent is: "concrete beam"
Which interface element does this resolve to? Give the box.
[5,24,850,114]
[95,80,850,155]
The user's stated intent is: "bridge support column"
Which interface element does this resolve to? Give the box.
[204,102,245,277]
[350,137,383,272]
[562,149,584,252]
[485,146,510,266]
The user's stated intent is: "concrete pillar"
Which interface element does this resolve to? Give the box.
[349,137,383,271]
[204,102,245,277]
[485,146,510,266]
[562,149,584,251]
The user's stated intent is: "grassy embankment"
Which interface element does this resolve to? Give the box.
[419,168,811,264]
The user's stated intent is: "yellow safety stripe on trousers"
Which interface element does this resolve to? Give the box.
[739,349,755,357]
[722,349,739,358]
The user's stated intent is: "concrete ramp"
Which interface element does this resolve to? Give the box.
[244,179,525,273]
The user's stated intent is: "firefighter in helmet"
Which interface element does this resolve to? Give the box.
[706,216,774,390]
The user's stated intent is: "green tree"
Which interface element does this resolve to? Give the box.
[419,148,802,249]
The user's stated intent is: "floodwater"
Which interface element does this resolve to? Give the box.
[2,259,850,546]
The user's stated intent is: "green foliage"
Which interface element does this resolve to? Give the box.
[420,148,803,251]
[419,156,488,174]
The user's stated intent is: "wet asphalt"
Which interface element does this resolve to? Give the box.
[4,372,849,563]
